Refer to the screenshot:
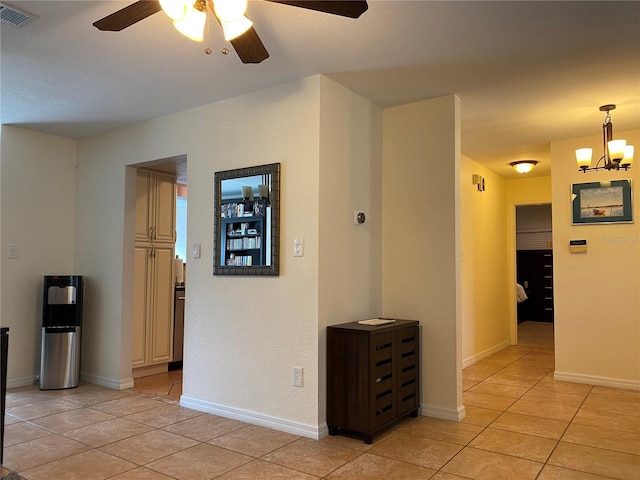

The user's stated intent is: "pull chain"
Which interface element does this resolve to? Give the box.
[203,1,213,55]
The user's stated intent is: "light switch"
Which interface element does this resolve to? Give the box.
[192,243,201,258]
[8,244,19,259]
[293,238,304,257]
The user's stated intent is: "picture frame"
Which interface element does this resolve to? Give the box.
[571,179,633,224]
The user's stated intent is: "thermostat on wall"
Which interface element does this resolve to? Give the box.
[569,239,587,253]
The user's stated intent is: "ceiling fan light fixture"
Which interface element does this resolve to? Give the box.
[173,4,206,41]
[92,0,368,64]
[160,0,188,20]
[510,160,538,174]
[221,15,253,41]
[214,0,248,22]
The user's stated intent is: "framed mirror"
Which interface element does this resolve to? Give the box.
[213,163,280,276]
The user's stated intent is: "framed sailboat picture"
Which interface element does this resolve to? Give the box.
[572,179,633,224]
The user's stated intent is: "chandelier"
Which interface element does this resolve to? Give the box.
[576,105,634,172]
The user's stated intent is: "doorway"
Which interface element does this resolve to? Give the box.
[515,204,554,345]
[131,155,187,381]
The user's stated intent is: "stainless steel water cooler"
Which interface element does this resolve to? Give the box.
[40,275,83,390]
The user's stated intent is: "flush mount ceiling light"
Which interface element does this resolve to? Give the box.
[576,104,634,172]
[510,160,538,174]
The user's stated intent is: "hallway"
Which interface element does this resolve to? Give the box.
[2,326,639,479]
[518,320,554,348]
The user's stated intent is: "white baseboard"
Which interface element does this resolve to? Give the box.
[6,375,37,389]
[8,373,133,391]
[180,395,322,439]
[420,403,466,422]
[80,372,134,390]
[317,423,329,439]
[463,340,511,368]
[554,371,640,391]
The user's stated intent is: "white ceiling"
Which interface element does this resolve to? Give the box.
[2,1,639,180]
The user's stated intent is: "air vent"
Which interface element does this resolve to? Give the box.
[0,2,36,27]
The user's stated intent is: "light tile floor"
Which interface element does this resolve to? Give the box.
[2,322,639,479]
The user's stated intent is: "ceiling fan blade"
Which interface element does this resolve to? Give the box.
[263,0,368,18]
[230,27,270,64]
[93,0,162,31]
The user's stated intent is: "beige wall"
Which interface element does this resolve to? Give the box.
[461,155,510,365]
[382,95,463,420]
[506,176,552,204]
[73,75,390,437]
[552,129,640,388]
[317,77,384,422]
[0,126,78,385]
[73,77,328,431]
[0,81,464,436]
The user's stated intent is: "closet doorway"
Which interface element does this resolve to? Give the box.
[515,204,554,346]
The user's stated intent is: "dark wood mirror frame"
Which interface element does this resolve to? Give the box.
[213,163,280,276]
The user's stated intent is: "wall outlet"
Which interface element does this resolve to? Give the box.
[293,367,303,387]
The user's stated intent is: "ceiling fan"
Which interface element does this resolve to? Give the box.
[93,0,368,64]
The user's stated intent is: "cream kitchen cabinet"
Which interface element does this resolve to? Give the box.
[132,243,175,376]
[135,169,177,244]
[133,167,177,377]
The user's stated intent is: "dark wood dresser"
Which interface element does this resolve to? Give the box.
[326,319,420,444]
